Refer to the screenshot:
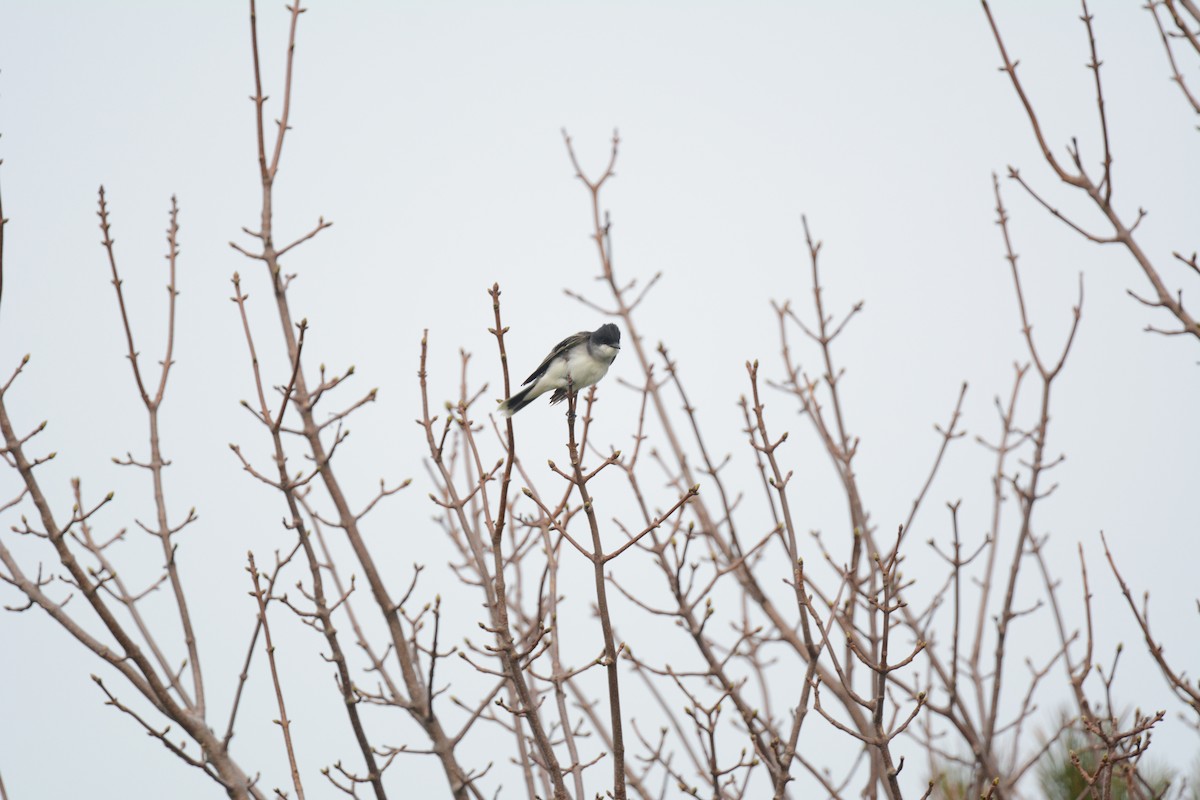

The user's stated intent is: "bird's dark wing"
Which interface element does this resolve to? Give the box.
[522,331,590,385]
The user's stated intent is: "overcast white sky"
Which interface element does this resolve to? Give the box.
[1,2,1198,798]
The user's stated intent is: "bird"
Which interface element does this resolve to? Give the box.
[498,323,622,417]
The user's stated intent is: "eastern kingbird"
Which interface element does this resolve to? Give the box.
[498,323,621,417]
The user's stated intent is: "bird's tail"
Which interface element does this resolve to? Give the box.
[498,384,537,417]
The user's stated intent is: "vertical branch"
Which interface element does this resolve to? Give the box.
[870,543,915,800]
[1079,0,1113,202]
[539,522,587,800]
[780,217,875,697]
[268,3,304,177]
[247,551,306,800]
[232,4,478,796]
[561,131,713,529]
[223,541,302,751]
[968,365,1027,677]
[230,278,388,799]
[154,198,182,402]
[486,285,571,800]
[979,175,1083,785]
[742,360,829,797]
[563,389,627,800]
[97,191,204,716]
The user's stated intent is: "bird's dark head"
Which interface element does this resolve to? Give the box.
[589,323,621,363]
[591,323,621,349]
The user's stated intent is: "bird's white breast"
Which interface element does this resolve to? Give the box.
[536,346,614,393]
[565,347,612,387]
